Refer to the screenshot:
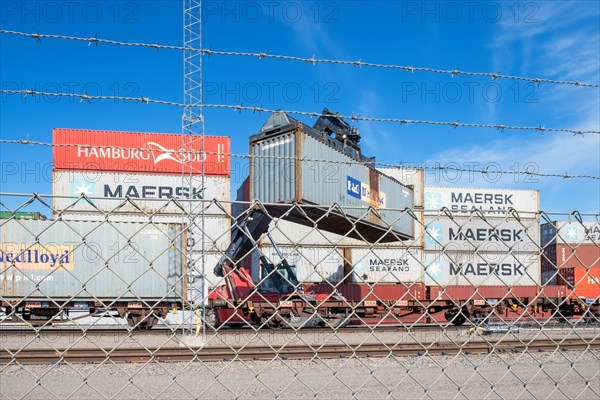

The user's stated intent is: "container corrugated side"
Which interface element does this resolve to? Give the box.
[571,266,599,300]
[0,219,186,300]
[554,244,600,269]
[347,247,424,284]
[541,270,558,286]
[424,251,541,286]
[251,245,344,284]
[0,212,45,220]
[53,128,230,176]
[424,216,540,252]
[54,213,231,253]
[232,178,251,218]
[377,168,424,208]
[52,171,230,216]
[251,130,414,242]
[424,186,540,216]
[300,133,414,236]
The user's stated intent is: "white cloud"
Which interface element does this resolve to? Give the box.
[446,1,600,212]
[426,133,599,212]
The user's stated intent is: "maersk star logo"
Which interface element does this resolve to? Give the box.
[425,256,444,282]
[565,226,579,241]
[425,223,443,245]
[72,179,95,197]
[425,192,442,211]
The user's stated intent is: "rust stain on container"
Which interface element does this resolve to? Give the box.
[295,126,303,202]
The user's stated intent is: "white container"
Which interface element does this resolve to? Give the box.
[423,216,540,252]
[542,221,600,245]
[424,186,539,217]
[262,214,425,249]
[56,213,231,253]
[424,251,541,286]
[377,168,424,208]
[52,170,230,215]
[168,251,228,308]
[261,219,366,247]
[347,247,424,284]
[251,245,344,284]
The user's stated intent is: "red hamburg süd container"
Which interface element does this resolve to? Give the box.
[53,128,230,176]
[557,267,600,300]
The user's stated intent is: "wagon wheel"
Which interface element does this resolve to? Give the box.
[127,313,158,330]
[283,309,317,329]
[319,314,348,329]
[203,307,221,330]
[445,308,469,326]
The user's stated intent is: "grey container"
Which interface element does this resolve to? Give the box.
[424,216,540,252]
[250,112,414,243]
[0,219,186,301]
[541,221,600,245]
[424,251,541,287]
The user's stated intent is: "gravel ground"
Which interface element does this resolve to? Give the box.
[1,350,599,399]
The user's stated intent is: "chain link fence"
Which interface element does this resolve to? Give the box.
[1,193,599,399]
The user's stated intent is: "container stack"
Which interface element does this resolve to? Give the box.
[423,187,541,288]
[51,128,232,298]
[235,167,424,287]
[236,112,420,287]
[541,221,600,301]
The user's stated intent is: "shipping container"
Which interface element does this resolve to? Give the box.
[250,112,414,243]
[0,211,46,220]
[424,216,540,252]
[424,251,541,286]
[53,128,230,176]
[250,245,344,284]
[424,186,539,217]
[554,243,600,269]
[53,213,231,253]
[377,168,425,208]
[52,171,230,215]
[260,219,368,247]
[541,221,600,245]
[187,251,229,292]
[346,247,424,284]
[232,178,251,219]
[0,219,186,300]
[556,266,600,300]
[541,270,558,286]
[236,177,401,248]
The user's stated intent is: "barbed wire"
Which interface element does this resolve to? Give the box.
[2,89,598,136]
[1,138,598,181]
[1,29,599,89]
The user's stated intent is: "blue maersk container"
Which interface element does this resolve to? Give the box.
[249,112,414,243]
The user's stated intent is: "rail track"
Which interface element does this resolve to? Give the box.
[1,338,598,365]
[0,323,468,335]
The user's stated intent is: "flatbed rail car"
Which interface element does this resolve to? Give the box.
[0,219,187,329]
[207,281,598,328]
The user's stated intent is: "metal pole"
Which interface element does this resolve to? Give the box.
[183,0,204,338]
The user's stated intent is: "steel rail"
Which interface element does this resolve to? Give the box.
[2,338,597,364]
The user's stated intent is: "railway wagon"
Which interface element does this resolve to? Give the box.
[0,219,187,328]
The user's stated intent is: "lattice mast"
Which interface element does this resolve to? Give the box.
[182,0,205,334]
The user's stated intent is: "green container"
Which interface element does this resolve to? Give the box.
[0,211,45,220]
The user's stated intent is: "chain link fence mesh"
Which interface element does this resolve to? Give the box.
[1,193,599,399]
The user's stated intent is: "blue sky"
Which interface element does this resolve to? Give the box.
[1,0,598,214]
